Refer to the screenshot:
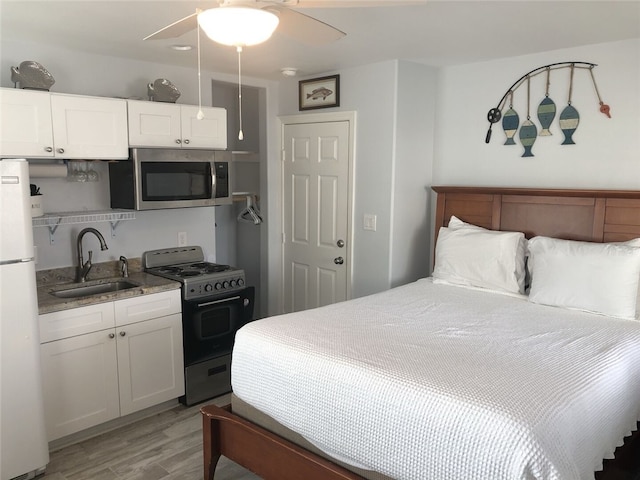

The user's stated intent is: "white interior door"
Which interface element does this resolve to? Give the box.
[283,120,350,313]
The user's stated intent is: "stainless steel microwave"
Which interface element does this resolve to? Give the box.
[109,148,232,210]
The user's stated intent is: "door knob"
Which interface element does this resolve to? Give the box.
[45,146,53,153]
[119,331,126,337]
[184,139,190,144]
[337,239,345,248]
[57,148,65,154]
[334,256,344,265]
[108,333,115,339]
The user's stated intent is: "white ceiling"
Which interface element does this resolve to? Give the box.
[1,0,639,80]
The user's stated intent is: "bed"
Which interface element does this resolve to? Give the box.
[201,186,640,480]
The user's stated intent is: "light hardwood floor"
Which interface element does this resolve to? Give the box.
[41,394,260,480]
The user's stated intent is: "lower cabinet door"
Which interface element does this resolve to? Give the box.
[117,313,185,416]
[40,330,120,441]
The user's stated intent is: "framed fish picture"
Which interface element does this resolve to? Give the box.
[299,74,340,110]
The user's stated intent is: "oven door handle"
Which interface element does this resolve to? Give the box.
[197,295,241,308]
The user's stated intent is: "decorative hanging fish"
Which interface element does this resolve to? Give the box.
[537,96,556,136]
[501,107,519,145]
[559,105,580,145]
[519,120,537,157]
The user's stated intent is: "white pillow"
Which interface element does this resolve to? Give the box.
[433,225,526,295]
[444,215,528,293]
[527,236,640,320]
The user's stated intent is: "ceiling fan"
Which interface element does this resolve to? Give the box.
[144,0,348,46]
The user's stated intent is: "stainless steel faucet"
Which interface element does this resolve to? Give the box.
[119,256,129,278]
[76,228,108,282]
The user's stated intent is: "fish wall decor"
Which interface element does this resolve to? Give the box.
[519,120,538,157]
[537,97,556,136]
[502,107,520,145]
[483,61,610,156]
[559,105,580,145]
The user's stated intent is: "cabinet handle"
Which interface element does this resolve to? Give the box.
[45,146,53,153]
[119,331,126,337]
[175,139,182,144]
[57,148,65,154]
[184,139,190,144]
[108,333,115,339]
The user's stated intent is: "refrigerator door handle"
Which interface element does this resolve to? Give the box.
[0,257,35,266]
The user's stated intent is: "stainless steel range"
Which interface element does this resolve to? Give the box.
[143,246,254,406]
[143,246,246,301]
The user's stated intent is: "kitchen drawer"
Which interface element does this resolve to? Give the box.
[39,302,115,343]
[114,289,181,327]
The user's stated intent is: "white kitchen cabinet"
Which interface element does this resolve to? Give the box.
[38,289,183,441]
[0,88,53,158]
[40,328,120,441]
[127,100,227,149]
[0,88,128,159]
[116,313,184,416]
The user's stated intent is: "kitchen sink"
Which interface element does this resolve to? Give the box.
[50,280,139,299]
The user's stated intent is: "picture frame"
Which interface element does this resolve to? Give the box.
[299,74,340,110]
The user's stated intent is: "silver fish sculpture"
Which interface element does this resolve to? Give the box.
[559,105,580,145]
[10,61,55,90]
[501,107,519,145]
[307,87,333,100]
[519,119,538,157]
[537,96,556,136]
[147,78,181,103]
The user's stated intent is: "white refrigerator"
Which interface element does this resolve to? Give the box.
[0,159,49,479]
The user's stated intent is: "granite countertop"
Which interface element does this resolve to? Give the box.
[37,258,181,315]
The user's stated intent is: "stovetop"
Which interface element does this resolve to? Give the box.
[143,246,246,301]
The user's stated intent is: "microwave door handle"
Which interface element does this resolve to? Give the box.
[211,163,216,199]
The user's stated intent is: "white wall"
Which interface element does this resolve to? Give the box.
[390,61,436,287]
[434,39,640,189]
[1,39,278,271]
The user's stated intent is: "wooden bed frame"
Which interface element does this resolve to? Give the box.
[202,186,640,480]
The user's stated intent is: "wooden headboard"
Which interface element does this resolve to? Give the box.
[432,186,640,246]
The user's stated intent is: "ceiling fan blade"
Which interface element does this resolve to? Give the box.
[272,7,345,45]
[143,12,199,41]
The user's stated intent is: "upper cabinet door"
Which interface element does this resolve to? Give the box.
[0,88,54,158]
[127,100,182,148]
[180,105,227,150]
[50,94,128,159]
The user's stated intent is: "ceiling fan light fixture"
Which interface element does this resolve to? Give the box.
[197,7,280,47]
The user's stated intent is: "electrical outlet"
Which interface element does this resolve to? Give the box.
[177,232,188,246]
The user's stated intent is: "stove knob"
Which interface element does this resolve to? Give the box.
[215,282,223,290]
[230,279,237,287]
[237,278,245,286]
[223,280,230,289]
[205,283,213,292]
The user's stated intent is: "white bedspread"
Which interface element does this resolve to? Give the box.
[231,278,640,480]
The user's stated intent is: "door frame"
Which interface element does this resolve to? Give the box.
[278,111,356,314]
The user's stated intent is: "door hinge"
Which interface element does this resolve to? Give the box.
[281,149,286,162]
[282,232,286,244]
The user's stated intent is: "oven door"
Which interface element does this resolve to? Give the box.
[182,287,254,366]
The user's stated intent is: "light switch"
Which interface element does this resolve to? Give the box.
[363,214,377,231]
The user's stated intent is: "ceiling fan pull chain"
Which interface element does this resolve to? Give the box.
[196,21,204,120]
[237,45,244,141]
